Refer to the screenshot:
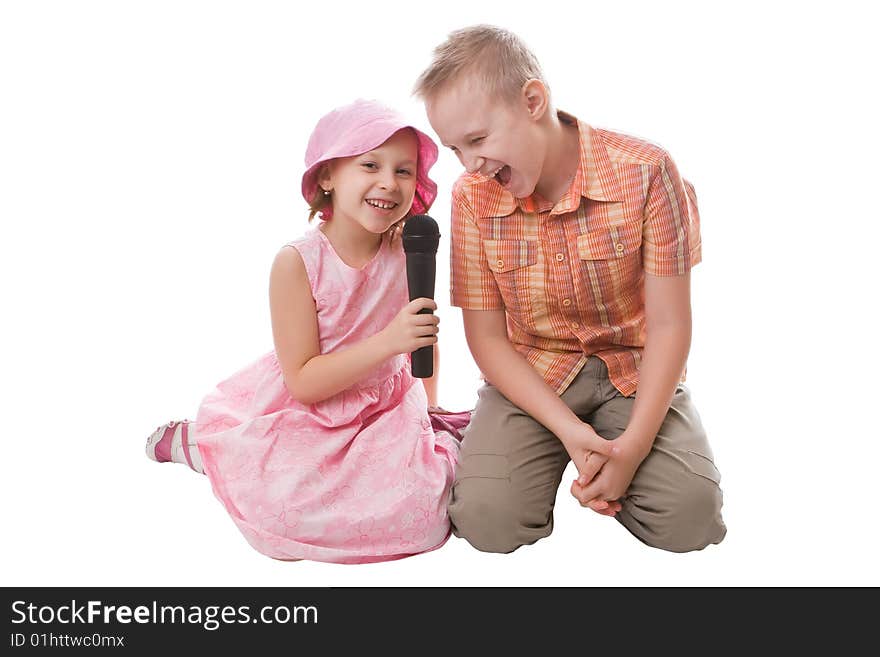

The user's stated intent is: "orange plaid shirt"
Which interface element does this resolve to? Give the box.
[450,111,701,396]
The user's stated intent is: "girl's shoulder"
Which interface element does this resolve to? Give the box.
[272,242,310,290]
[283,226,323,252]
[275,227,331,292]
[280,228,325,272]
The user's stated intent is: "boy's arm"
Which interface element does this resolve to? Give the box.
[625,152,698,452]
[573,151,699,506]
[621,272,692,454]
[571,272,691,505]
[462,309,617,461]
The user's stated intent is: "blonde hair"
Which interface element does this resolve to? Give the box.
[413,25,547,103]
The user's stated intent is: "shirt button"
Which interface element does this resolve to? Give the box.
[615,243,625,253]
[570,322,580,330]
[562,298,572,307]
[555,253,565,262]
[496,259,504,269]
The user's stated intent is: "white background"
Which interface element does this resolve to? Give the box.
[2,0,877,586]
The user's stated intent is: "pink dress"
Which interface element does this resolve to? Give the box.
[194,227,463,564]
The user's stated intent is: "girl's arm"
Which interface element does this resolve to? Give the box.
[421,343,439,407]
[269,247,437,405]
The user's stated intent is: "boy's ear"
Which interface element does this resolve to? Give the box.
[521,79,549,122]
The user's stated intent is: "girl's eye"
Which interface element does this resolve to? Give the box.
[361,162,378,170]
[471,137,485,145]
[397,169,413,176]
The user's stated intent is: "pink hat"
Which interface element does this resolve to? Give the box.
[301,99,439,219]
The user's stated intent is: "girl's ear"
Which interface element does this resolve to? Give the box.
[317,163,333,192]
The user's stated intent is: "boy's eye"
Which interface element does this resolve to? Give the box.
[470,137,485,145]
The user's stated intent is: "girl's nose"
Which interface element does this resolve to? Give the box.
[379,173,399,191]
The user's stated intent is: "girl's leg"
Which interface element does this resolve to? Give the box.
[427,408,471,441]
[145,420,204,473]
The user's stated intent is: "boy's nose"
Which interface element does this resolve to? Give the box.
[464,155,485,175]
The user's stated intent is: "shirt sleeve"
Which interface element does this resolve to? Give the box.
[449,179,504,310]
[642,153,702,276]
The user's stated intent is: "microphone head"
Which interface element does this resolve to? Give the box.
[402,214,440,254]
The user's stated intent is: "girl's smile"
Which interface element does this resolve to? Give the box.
[364,197,400,215]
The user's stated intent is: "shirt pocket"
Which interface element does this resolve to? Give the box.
[575,222,644,321]
[576,221,643,261]
[482,239,539,318]
[483,239,537,273]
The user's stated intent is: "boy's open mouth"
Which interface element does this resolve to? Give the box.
[493,165,512,187]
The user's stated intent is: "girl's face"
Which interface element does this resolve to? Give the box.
[321,129,419,236]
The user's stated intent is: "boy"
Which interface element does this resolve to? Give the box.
[413,25,726,553]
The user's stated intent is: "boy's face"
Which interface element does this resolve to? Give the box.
[425,77,544,199]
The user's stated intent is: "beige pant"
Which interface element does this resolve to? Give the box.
[449,357,727,553]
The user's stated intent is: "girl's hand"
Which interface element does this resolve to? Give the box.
[388,220,404,243]
[379,298,439,356]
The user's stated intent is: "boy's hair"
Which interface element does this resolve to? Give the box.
[413,25,546,104]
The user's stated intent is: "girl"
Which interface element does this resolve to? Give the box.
[145,99,469,564]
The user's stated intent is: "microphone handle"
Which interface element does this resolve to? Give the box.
[411,337,434,379]
[406,252,436,378]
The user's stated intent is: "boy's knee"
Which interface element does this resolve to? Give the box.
[449,476,553,553]
[624,475,726,553]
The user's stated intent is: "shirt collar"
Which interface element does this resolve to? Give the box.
[560,110,623,206]
[469,110,623,218]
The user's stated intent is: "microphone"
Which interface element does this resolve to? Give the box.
[401,214,440,378]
